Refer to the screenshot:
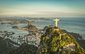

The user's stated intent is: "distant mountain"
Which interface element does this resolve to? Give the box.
[37,26,85,54]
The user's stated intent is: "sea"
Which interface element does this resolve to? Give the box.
[31,17,85,37]
[0,16,85,40]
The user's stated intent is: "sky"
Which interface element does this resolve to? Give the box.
[0,0,85,17]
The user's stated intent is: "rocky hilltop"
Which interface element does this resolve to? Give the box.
[37,26,85,54]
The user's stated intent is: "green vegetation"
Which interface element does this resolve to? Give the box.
[37,26,85,54]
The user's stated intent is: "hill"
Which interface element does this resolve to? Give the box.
[37,26,85,54]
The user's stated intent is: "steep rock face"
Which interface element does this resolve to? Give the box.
[37,26,85,54]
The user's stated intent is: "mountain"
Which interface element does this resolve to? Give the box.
[37,26,85,54]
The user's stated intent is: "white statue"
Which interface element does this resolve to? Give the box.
[54,18,60,27]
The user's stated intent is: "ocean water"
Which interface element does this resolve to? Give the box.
[0,17,85,38]
[31,17,85,37]
[59,17,85,37]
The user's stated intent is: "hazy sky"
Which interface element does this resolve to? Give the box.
[0,0,85,17]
